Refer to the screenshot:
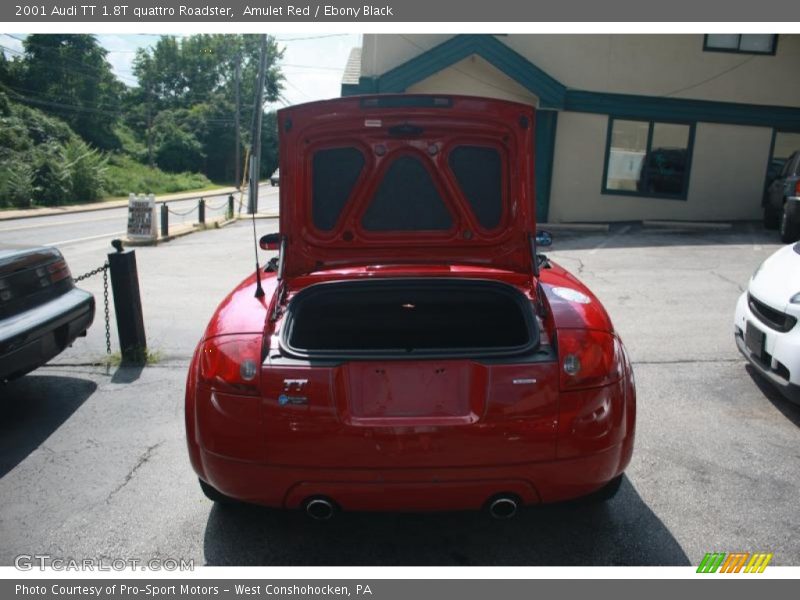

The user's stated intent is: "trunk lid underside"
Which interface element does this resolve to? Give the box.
[277,95,537,278]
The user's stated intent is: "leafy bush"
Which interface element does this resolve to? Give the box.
[0,95,214,208]
[61,139,108,203]
[0,162,35,208]
[104,154,212,196]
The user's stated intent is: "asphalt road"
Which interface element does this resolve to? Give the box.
[0,184,278,248]
[1,222,798,566]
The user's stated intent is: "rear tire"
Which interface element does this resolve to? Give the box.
[584,474,624,504]
[199,479,237,505]
[779,203,800,243]
[763,205,780,230]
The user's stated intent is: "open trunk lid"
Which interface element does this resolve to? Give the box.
[276,95,537,278]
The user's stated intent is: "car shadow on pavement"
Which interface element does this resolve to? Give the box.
[745,365,800,427]
[202,476,689,566]
[0,374,96,478]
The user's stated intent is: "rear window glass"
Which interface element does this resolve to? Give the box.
[448,146,503,229]
[312,147,365,231]
[362,155,453,231]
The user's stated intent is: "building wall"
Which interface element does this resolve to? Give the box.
[406,55,539,106]
[548,113,773,222]
[358,34,797,223]
[363,34,800,108]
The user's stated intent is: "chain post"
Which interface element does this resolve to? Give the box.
[160,203,169,238]
[198,197,205,225]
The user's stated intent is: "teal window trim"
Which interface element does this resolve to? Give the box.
[703,34,778,56]
[601,116,696,202]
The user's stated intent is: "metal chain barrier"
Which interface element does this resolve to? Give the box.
[165,204,198,216]
[74,263,112,355]
[205,199,229,211]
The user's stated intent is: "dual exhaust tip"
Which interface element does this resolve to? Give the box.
[303,495,519,520]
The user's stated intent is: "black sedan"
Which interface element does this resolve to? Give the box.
[0,245,94,382]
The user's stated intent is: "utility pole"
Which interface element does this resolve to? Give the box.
[234,51,241,188]
[248,34,268,215]
[146,94,154,168]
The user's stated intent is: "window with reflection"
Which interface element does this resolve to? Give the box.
[604,118,693,199]
[704,34,777,55]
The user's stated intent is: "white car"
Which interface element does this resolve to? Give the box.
[734,242,800,403]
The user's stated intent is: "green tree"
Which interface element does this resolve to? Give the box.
[10,35,125,150]
[131,34,283,183]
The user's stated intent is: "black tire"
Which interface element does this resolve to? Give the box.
[763,205,781,230]
[779,203,800,243]
[584,474,624,504]
[199,479,237,504]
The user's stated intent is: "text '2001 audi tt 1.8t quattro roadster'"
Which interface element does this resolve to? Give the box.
[185,95,636,519]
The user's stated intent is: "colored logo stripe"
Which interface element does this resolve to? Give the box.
[697,553,726,573]
[697,552,772,573]
[720,553,749,573]
[744,553,773,573]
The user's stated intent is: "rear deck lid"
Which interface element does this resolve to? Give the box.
[277,95,536,278]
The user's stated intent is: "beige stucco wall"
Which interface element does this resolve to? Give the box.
[547,112,773,223]
[406,55,539,105]
[363,34,800,108]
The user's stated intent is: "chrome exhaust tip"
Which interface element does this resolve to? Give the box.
[488,496,518,519]
[305,498,335,521]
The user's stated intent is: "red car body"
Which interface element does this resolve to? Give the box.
[185,95,635,516]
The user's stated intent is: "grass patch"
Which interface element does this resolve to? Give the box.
[104,155,213,197]
[102,348,164,367]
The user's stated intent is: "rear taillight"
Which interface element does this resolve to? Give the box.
[557,329,623,391]
[198,334,263,395]
[795,180,800,196]
[47,259,72,283]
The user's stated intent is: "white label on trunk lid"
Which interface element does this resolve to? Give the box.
[364,119,382,127]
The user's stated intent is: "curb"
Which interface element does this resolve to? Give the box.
[642,220,732,230]
[122,217,237,247]
[539,222,611,232]
[236,212,279,220]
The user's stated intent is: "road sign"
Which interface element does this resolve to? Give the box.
[126,193,157,242]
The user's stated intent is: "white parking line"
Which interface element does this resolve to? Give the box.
[44,231,127,247]
[589,224,632,255]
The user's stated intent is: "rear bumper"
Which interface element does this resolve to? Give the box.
[196,440,632,511]
[0,288,95,380]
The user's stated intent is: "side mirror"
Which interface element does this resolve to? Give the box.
[535,230,553,248]
[259,233,281,251]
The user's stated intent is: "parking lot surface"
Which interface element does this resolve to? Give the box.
[1,222,798,566]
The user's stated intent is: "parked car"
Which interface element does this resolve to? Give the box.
[185,95,636,519]
[270,168,280,186]
[734,242,800,404]
[763,150,800,242]
[0,245,94,382]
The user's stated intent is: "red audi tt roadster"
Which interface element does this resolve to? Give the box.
[185,95,635,519]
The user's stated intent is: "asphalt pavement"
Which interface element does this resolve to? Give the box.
[0,221,798,566]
